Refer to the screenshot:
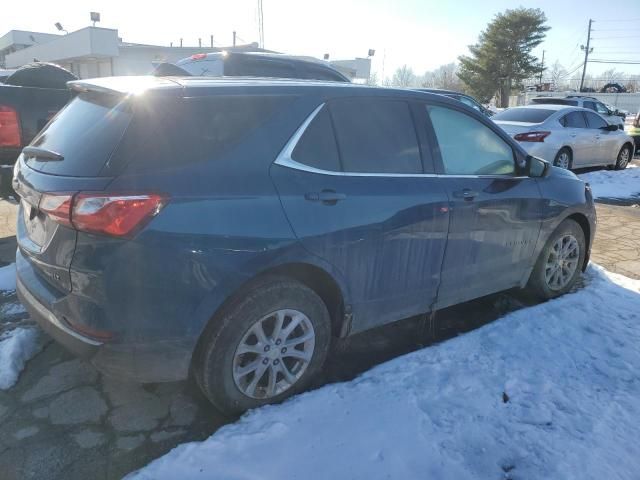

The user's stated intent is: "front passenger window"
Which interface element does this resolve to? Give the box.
[427,105,515,176]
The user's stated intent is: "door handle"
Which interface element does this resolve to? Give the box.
[304,190,347,205]
[570,133,577,138]
[452,188,479,201]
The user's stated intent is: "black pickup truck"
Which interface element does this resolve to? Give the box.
[0,63,76,196]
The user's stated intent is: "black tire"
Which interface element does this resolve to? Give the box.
[526,219,586,300]
[194,276,331,415]
[614,145,632,170]
[553,148,572,170]
[4,62,77,89]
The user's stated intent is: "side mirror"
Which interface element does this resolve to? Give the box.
[600,124,618,132]
[526,155,550,178]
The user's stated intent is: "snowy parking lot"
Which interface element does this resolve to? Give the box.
[131,265,640,480]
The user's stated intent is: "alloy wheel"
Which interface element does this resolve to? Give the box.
[556,152,570,169]
[544,234,579,291]
[232,309,315,399]
[619,148,630,168]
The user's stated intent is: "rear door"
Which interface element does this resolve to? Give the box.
[14,92,132,292]
[271,96,450,332]
[584,111,614,165]
[560,110,592,167]
[423,103,543,309]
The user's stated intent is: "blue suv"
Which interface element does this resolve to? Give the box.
[14,76,595,414]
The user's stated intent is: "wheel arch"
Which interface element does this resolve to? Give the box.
[565,212,591,271]
[191,261,349,373]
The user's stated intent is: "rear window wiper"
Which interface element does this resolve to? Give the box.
[22,146,64,161]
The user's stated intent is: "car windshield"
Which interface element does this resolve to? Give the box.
[492,108,555,123]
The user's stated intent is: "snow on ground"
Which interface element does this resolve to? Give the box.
[578,163,640,200]
[0,263,41,389]
[0,263,16,291]
[0,328,40,390]
[131,265,640,480]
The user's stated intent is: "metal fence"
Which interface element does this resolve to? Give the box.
[511,92,640,114]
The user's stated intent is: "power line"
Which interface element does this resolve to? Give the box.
[589,60,640,65]
[595,18,640,22]
[591,35,640,39]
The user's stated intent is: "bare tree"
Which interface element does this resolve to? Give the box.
[548,61,567,90]
[391,65,416,87]
[367,72,379,86]
[601,68,623,85]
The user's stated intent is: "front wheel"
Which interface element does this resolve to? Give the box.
[194,276,331,415]
[614,145,632,170]
[526,219,586,300]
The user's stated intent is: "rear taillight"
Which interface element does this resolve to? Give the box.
[39,193,73,227]
[0,105,22,147]
[38,193,167,237]
[514,131,551,142]
[190,53,207,60]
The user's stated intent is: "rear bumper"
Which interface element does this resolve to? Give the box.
[16,250,192,383]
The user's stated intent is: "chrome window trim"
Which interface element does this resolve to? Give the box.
[273,103,529,180]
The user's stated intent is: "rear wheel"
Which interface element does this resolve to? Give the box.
[553,148,572,170]
[194,276,331,415]
[526,219,586,300]
[614,145,632,170]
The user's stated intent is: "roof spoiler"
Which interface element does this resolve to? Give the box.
[66,76,181,95]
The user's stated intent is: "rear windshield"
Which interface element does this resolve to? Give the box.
[25,93,132,177]
[530,98,578,106]
[492,108,555,123]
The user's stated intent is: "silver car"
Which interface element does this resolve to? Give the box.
[493,104,635,170]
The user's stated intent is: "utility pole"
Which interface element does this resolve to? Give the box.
[233,31,236,47]
[538,50,545,85]
[580,19,594,92]
[257,0,264,48]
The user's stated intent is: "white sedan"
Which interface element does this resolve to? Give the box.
[493,104,634,170]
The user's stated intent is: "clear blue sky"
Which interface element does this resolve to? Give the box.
[2,0,639,79]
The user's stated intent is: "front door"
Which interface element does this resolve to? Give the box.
[422,103,544,309]
[271,97,450,333]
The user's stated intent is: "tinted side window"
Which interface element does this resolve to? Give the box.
[298,65,346,82]
[594,102,609,115]
[117,95,295,172]
[562,111,587,128]
[428,105,514,176]
[583,101,597,111]
[585,112,608,129]
[228,58,297,78]
[459,96,481,111]
[291,107,341,171]
[329,98,422,174]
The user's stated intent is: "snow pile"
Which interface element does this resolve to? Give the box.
[0,328,40,390]
[578,163,640,199]
[0,263,16,291]
[131,265,640,480]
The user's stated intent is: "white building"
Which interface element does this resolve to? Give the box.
[0,27,265,78]
[1,27,371,81]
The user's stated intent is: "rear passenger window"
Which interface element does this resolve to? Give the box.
[291,107,341,171]
[428,105,514,176]
[329,98,422,174]
[562,111,587,128]
[583,101,596,111]
[113,95,295,172]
